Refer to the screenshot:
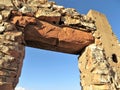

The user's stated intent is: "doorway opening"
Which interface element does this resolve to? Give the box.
[16,47,81,90]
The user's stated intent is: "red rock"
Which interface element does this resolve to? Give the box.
[58,27,94,53]
[37,16,61,24]
[11,16,94,54]
[11,16,36,27]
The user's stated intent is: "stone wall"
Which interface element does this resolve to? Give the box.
[79,10,120,90]
[0,0,119,90]
[0,22,25,90]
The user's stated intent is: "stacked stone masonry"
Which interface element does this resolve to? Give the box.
[79,10,120,90]
[0,0,119,90]
[0,22,25,90]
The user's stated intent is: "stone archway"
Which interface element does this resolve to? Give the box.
[0,0,120,90]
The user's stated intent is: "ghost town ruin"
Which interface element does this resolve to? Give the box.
[0,0,120,90]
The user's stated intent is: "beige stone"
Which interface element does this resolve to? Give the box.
[0,0,12,6]
[35,8,61,24]
[91,84,111,90]
[79,10,120,90]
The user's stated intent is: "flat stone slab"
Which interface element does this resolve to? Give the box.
[11,15,94,54]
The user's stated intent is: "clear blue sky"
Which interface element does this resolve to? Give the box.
[16,0,120,90]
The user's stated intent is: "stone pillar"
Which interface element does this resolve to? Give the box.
[0,22,25,90]
[78,10,120,90]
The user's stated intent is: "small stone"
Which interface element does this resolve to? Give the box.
[0,0,12,6]
[18,5,37,16]
[35,8,59,17]
[0,52,4,59]
[39,0,48,4]
[5,34,11,40]
[53,5,64,10]
[2,10,11,20]
[35,8,61,24]
[11,35,15,41]
[92,68,109,74]
[19,6,32,13]
[0,14,3,23]
[1,45,9,54]
[61,16,80,25]
[40,3,51,8]
[29,0,48,6]
[5,24,15,31]
[91,84,110,90]
[80,21,96,31]
[52,5,64,13]
[62,8,79,16]
[28,0,40,7]
[100,75,110,83]
[4,55,15,61]
[0,26,6,33]
[0,4,5,11]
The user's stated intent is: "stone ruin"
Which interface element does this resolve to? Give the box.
[0,0,120,90]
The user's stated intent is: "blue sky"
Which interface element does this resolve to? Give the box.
[16,0,120,90]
